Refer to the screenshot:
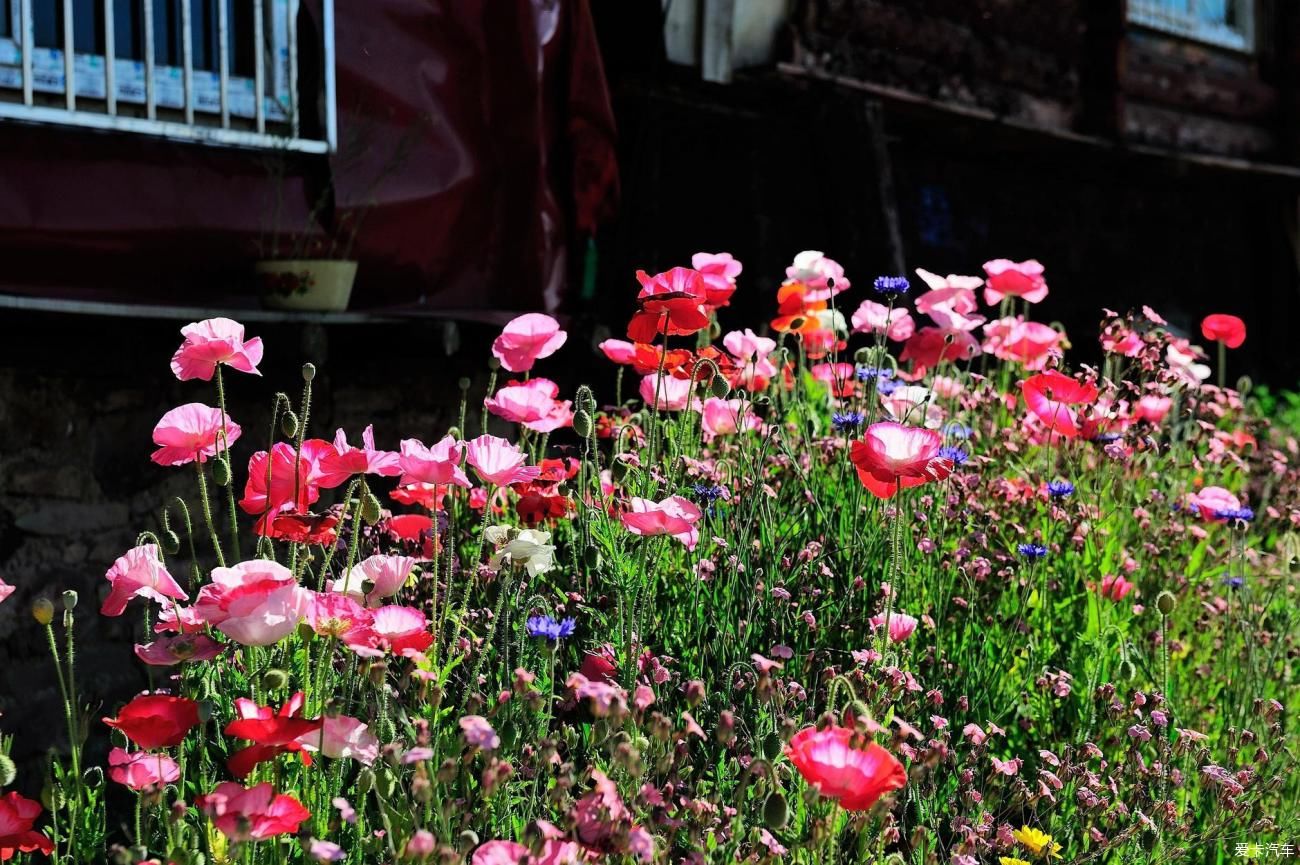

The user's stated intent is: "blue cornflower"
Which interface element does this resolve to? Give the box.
[832,411,865,432]
[526,615,576,642]
[1215,507,1255,523]
[692,483,726,504]
[943,422,972,440]
[1222,575,1244,589]
[856,366,895,383]
[1047,480,1075,499]
[1091,432,1122,444]
[938,445,968,466]
[877,377,900,396]
[873,275,910,297]
[1017,543,1049,560]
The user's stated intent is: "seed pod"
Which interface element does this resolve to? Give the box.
[0,754,16,787]
[212,458,231,487]
[762,732,783,761]
[261,669,289,691]
[361,493,383,525]
[710,375,731,399]
[573,410,594,439]
[281,411,300,439]
[356,768,375,796]
[197,700,215,723]
[1156,591,1176,616]
[302,362,317,382]
[583,546,602,569]
[458,376,472,392]
[376,770,398,799]
[161,530,182,556]
[762,792,789,829]
[61,590,79,611]
[31,598,54,626]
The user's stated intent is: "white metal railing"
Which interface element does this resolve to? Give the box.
[0,0,335,152]
[1128,0,1255,53]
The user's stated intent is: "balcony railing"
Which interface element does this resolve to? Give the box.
[0,0,335,152]
[1128,0,1255,53]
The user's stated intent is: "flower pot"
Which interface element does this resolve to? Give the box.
[256,260,358,311]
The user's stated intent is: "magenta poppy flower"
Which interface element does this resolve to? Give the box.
[491,313,567,373]
[151,403,241,466]
[108,747,180,791]
[307,591,373,638]
[344,604,434,658]
[0,792,53,860]
[851,299,915,342]
[638,373,694,411]
[296,714,379,765]
[700,397,761,438]
[193,560,311,647]
[472,839,585,865]
[982,258,1048,304]
[1200,313,1246,349]
[484,378,574,433]
[849,422,954,499]
[620,495,703,549]
[0,577,13,606]
[170,317,263,381]
[197,782,311,842]
[983,317,1062,370]
[101,543,188,616]
[134,633,223,667]
[1135,394,1173,425]
[317,425,401,488]
[1188,486,1243,522]
[464,435,541,487]
[1097,574,1135,601]
[870,612,919,642]
[899,327,982,377]
[398,435,472,489]
[1020,371,1098,439]
[239,440,333,522]
[784,725,907,810]
[599,338,638,365]
[691,251,742,309]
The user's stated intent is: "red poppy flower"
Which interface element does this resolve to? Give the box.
[784,725,907,811]
[266,511,340,544]
[1021,371,1099,439]
[516,490,573,525]
[1200,313,1246,349]
[0,792,53,859]
[671,346,741,383]
[385,514,438,559]
[629,342,694,376]
[627,268,710,343]
[103,693,201,749]
[224,692,323,780]
[770,282,826,334]
[849,422,954,499]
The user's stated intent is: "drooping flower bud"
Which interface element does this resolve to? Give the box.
[32,598,54,625]
[763,792,789,829]
[302,362,317,382]
[281,411,300,439]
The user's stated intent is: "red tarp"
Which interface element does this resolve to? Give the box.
[0,0,618,318]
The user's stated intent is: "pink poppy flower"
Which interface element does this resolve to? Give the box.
[691,251,742,310]
[786,250,850,301]
[398,435,472,489]
[914,268,984,304]
[598,338,638,365]
[459,715,500,750]
[1188,486,1243,522]
[1135,394,1173,425]
[151,403,241,466]
[472,839,585,865]
[638,373,694,411]
[0,577,13,606]
[170,317,263,381]
[464,435,541,487]
[810,362,858,398]
[566,672,629,717]
[900,327,981,377]
[1097,574,1135,601]
[307,592,373,638]
[1201,313,1246,349]
[108,747,180,791]
[880,385,943,429]
[237,440,331,526]
[629,268,711,343]
[308,839,346,862]
[982,258,1049,304]
[784,725,907,810]
[344,605,433,658]
[869,612,919,642]
[197,782,311,842]
[491,313,567,373]
[983,317,1063,370]
[332,554,418,604]
[0,792,53,860]
[317,426,401,488]
[621,495,703,549]
[723,328,778,391]
[101,544,188,616]
[297,715,379,765]
[193,560,312,646]
[134,633,223,666]
[1020,371,1098,439]
[406,831,437,857]
[849,422,954,499]
[700,397,761,437]
[851,299,915,342]
[484,379,574,433]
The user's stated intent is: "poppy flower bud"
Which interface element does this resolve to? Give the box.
[1156,591,1176,616]
[302,362,317,382]
[376,770,398,799]
[31,598,54,625]
[281,411,300,438]
[583,545,602,569]
[458,376,472,392]
[161,530,181,556]
[82,765,104,789]
[361,493,383,525]
[762,792,789,829]
[762,732,783,761]
[488,356,502,371]
[355,768,375,795]
[211,458,231,487]
[685,680,705,707]
[61,590,78,610]
[573,410,593,439]
[0,753,16,787]
[708,320,722,340]
[458,830,480,851]
[197,701,215,723]
[710,375,731,399]
[261,669,288,691]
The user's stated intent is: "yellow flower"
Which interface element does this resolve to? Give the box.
[1000,858,1034,865]
[1013,825,1063,858]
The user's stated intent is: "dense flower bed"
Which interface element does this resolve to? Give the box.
[0,252,1296,864]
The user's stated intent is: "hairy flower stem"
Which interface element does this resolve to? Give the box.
[480,369,498,435]
[879,480,903,656]
[293,376,314,508]
[214,367,242,560]
[43,622,81,855]
[195,460,226,568]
